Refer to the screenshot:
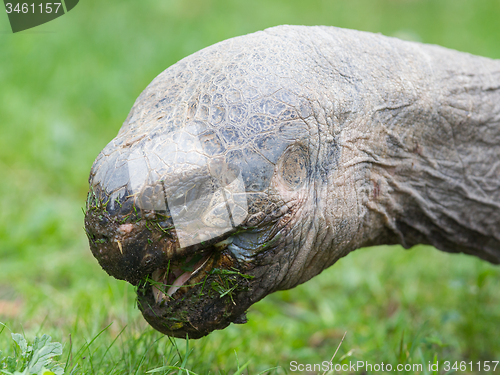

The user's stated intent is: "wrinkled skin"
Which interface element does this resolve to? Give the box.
[85,26,500,338]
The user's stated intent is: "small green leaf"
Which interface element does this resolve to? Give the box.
[26,335,62,375]
[32,335,51,353]
[11,334,27,355]
[6,356,18,372]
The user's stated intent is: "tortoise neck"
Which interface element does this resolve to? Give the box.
[367,49,500,262]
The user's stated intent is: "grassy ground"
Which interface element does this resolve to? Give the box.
[0,0,499,373]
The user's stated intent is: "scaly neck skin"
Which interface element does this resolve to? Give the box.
[272,32,500,290]
[360,45,500,263]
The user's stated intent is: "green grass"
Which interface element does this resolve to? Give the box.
[1,0,500,373]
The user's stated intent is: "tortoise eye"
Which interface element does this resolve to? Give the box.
[278,144,308,190]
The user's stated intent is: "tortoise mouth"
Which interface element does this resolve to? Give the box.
[151,254,213,303]
[147,238,232,304]
[135,237,256,339]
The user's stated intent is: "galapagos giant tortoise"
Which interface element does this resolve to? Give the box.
[84,25,500,338]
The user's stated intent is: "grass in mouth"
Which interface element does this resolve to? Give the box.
[208,268,255,304]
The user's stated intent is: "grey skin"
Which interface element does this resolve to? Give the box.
[85,25,500,339]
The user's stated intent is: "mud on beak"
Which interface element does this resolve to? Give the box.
[136,238,255,339]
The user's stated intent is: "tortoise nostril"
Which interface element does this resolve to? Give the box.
[142,253,154,266]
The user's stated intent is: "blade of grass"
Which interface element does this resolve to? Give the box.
[322,331,347,375]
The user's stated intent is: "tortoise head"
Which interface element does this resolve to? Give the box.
[84,27,354,338]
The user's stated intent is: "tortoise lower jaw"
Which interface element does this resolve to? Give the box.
[136,244,256,339]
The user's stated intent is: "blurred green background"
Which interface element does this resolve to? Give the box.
[0,0,499,373]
